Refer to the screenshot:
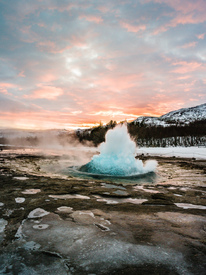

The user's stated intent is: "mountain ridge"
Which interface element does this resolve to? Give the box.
[132,103,206,127]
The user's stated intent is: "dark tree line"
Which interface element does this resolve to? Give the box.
[76,120,117,146]
[76,119,206,147]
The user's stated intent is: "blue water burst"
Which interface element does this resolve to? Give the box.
[80,124,157,176]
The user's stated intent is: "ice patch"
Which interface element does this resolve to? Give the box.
[78,211,94,218]
[0,202,4,207]
[23,241,41,251]
[168,187,176,190]
[15,219,27,239]
[15,197,25,203]
[49,194,90,200]
[113,190,128,196]
[13,176,29,180]
[22,189,41,194]
[95,196,119,204]
[0,219,8,233]
[124,198,148,204]
[57,206,73,213]
[134,185,160,193]
[28,208,50,219]
[95,195,147,205]
[101,183,126,190]
[180,188,189,192]
[175,203,206,210]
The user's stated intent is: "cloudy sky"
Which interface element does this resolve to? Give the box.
[0,0,206,129]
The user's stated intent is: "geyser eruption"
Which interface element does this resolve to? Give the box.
[80,124,157,177]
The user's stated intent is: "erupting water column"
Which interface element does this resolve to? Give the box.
[80,124,157,176]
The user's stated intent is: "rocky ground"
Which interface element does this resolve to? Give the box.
[0,150,206,274]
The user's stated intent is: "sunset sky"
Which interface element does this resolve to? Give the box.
[0,0,206,129]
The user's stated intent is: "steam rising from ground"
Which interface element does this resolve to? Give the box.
[81,124,157,176]
[0,126,157,176]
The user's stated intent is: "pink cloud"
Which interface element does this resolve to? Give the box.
[149,0,206,34]
[25,86,64,100]
[70,35,88,48]
[38,73,58,83]
[177,75,192,80]
[79,15,103,24]
[120,21,146,33]
[37,41,71,53]
[169,13,206,27]
[144,0,206,14]
[181,41,197,49]
[197,33,205,39]
[94,74,144,91]
[164,0,206,14]
[18,71,26,77]
[171,61,202,74]
[0,82,17,94]
[97,5,110,13]
[20,25,40,44]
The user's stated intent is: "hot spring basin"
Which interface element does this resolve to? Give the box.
[69,124,157,182]
[67,165,157,184]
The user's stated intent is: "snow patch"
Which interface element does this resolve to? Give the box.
[175,203,206,210]
[28,208,50,219]
[13,176,29,180]
[134,185,160,193]
[137,146,206,160]
[23,241,41,251]
[95,195,147,205]
[0,219,8,233]
[49,194,90,200]
[57,206,73,213]
[15,197,25,203]
[22,189,41,194]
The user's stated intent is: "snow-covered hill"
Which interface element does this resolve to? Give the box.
[133,103,206,127]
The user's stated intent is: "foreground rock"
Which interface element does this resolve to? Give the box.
[0,151,206,274]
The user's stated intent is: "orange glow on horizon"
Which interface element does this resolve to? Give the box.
[0,106,174,130]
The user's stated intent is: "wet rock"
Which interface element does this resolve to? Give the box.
[151,193,174,201]
[142,199,175,206]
